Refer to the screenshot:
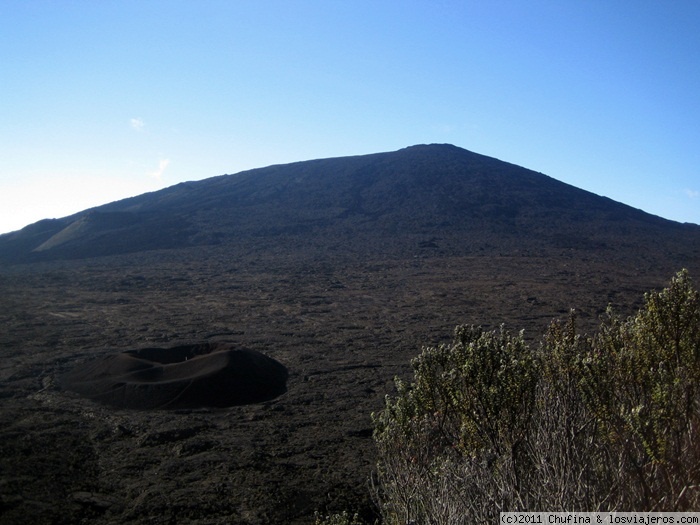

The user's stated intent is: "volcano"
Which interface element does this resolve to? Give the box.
[1,145,699,524]
[2,144,698,265]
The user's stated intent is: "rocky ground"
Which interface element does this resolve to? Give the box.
[0,243,695,524]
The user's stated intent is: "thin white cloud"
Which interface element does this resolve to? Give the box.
[149,158,170,181]
[130,117,145,131]
[685,189,700,199]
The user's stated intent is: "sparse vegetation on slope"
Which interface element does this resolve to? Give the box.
[372,270,700,524]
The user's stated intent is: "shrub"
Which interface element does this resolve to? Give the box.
[372,270,700,523]
[583,269,700,509]
[372,325,538,524]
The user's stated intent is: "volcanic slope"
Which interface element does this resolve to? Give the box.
[1,144,700,524]
[2,143,698,265]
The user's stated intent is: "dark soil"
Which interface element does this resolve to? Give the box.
[1,242,697,524]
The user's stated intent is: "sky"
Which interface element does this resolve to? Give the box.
[1,1,699,234]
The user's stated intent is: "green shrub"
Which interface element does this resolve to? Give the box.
[583,269,700,509]
[372,325,538,524]
[372,270,700,523]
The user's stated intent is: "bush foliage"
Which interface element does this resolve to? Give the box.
[372,270,700,524]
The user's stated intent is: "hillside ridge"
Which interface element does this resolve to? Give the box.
[1,144,698,263]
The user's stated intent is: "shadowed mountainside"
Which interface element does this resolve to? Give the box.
[2,144,698,264]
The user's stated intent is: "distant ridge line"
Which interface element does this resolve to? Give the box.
[1,144,698,264]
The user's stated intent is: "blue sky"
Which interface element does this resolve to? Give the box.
[1,1,699,234]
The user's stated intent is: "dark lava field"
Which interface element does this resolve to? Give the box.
[1,145,699,524]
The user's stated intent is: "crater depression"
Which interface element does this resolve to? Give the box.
[61,342,288,409]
